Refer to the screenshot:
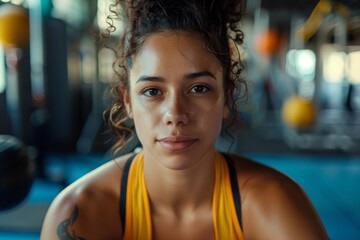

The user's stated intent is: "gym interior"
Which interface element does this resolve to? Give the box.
[0,0,359,239]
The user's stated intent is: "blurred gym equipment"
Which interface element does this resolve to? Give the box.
[0,135,35,211]
[0,4,31,142]
[0,4,29,48]
[282,95,317,129]
[242,0,360,153]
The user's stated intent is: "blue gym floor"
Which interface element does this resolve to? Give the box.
[0,153,359,240]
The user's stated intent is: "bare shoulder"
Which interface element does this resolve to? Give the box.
[229,154,300,193]
[229,154,329,240]
[40,153,133,240]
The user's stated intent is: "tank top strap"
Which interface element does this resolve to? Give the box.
[221,153,243,230]
[119,154,136,233]
[120,152,152,240]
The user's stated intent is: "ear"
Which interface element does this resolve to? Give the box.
[122,87,133,119]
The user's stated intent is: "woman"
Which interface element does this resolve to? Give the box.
[41,0,329,239]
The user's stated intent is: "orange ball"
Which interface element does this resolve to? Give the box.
[255,29,282,56]
[281,95,317,129]
[0,4,30,47]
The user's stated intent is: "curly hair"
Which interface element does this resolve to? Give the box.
[103,0,247,155]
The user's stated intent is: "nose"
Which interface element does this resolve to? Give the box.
[163,92,189,126]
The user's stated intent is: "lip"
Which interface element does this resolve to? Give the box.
[157,136,198,151]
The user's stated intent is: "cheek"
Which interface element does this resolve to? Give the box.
[198,102,224,130]
[131,98,162,129]
[132,107,154,144]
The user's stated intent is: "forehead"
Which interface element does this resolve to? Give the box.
[129,31,222,81]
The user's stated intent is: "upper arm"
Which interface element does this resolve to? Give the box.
[40,158,128,240]
[241,169,329,240]
[40,187,89,240]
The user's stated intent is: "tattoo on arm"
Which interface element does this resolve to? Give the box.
[57,206,86,240]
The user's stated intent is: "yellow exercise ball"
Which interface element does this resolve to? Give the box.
[281,95,317,129]
[0,4,30,47]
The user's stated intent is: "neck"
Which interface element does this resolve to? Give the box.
[143,150,216,213]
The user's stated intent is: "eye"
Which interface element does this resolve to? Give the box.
[189,85,210,94]
[142,88,162,97]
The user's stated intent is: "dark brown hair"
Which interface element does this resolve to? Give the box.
[103,0,247,155]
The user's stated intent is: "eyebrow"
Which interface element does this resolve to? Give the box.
[136,76,164,83]
[185,71,216,81]
[136,70,217,83]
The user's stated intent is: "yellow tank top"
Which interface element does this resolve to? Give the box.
[120,152,246,240]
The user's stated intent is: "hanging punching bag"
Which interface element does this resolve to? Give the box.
[0,135,35,211]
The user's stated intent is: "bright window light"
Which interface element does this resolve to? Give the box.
[286,49,316,80]
[323,51,346,83]
[97,0,124,35]
[286,49,297,78]
[97,0,108,30]
[0,45,5,93]
[348,51,360,84]
[52,0,88,27]
[11,0,24,5]
[296,49,316,79]
[0,0,24,4]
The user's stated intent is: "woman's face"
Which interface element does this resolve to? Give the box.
[125,31,225,170]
